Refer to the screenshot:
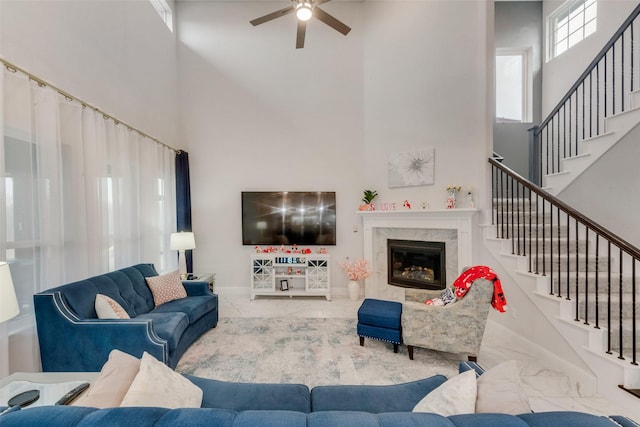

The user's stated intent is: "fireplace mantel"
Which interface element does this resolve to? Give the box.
[357,209,478,301]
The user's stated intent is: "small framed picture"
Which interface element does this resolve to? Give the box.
[280,279,289,291]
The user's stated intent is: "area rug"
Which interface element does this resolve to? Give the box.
[176,317,460,388]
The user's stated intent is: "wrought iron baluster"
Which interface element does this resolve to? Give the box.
[584,227,590,326]
[618,248,624,360]
[595,234,600,329]
[607,241,612,355]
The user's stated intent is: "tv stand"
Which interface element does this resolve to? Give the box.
[250,253,331,300]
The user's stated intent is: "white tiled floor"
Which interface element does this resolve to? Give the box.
[218,293,639,421]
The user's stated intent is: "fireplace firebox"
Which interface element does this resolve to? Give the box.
[387,239,446,290]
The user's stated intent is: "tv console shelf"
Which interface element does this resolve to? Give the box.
[250,253,331,300]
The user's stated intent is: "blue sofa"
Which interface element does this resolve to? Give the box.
[33,264,218,371]
[1,363,636,426]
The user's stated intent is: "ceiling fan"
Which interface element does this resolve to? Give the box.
[250,0,351,49]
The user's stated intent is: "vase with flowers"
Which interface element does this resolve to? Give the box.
[339,258,370,301]
[446,185,461,209]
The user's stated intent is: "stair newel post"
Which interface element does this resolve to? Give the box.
[528,187,532,273]
[528,126,540,186]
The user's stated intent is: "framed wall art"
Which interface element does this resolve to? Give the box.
[388,148,435,188]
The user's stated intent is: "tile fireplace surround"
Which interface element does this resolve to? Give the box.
[358,209,478,302]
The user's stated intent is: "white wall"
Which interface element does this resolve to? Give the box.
[0,0,179,145]
[561,124,640,248]
[177,1,493,294]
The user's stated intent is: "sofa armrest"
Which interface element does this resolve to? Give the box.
[34,292,168,372]
[182,280,212,296]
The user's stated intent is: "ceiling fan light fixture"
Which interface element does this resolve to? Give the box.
[296,2,313,21]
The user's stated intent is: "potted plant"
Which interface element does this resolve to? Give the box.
[359,190,378,211]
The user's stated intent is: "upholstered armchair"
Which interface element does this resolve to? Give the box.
[401,278,494,361]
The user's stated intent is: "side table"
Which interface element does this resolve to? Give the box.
[1,372,99,408]
[184,273,215,293]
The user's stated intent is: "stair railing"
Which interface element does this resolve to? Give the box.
[490,157,638,366]
[529,3,640,185]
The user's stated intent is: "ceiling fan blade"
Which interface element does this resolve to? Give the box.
[313,7,351,36]
[315,0,332,5]
[250,5,295,26]
[296,20,307,49]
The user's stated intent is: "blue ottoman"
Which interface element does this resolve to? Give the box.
[357,298,402,353]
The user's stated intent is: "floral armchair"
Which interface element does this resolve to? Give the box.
[401,278,494,361]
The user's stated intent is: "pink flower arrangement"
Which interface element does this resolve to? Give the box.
[340,258,370,281]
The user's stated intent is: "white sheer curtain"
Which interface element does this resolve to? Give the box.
[1,67,177,373]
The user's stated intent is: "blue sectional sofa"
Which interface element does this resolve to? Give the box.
[1,363,636,426]
[33,264,218,371]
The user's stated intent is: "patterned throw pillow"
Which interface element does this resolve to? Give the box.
[95,294,130,319]
[145,270,187,307]
[440,288,457,305]
[425,287,457,306]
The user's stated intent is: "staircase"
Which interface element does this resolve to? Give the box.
[543,96,640,194]
[530,3,640,194]
[484,160,640,419]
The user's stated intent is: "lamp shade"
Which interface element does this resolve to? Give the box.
[0,262,19,323]
[170,232,196,251]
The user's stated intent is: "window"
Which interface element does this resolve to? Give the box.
[149,0,173,32]
[548,0,597,60]
[496,48,532,123]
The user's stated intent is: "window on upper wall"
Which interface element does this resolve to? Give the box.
[548,0,597,60]
[496,48,533,123]
[149,0,173,32]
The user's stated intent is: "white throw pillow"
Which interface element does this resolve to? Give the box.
[72,349,140,408]
[475,360,531,414]
[95,294,130,319]
[120,352,202,408]
[412,369,477,416]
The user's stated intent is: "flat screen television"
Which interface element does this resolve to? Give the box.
[242,191,336,246]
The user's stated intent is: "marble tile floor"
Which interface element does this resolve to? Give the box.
[218,293,638,421]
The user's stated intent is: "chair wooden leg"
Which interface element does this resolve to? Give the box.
[468,355,477,362]
[408,345,414,360]
[393,343,398,353]
[359,336,364,346]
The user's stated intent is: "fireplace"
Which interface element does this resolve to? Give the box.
[387,239,446,290]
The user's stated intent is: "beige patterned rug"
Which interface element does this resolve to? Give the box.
[176,317,460,387]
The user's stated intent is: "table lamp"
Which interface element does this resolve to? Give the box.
[0,262,19,323]
[170,232,196,279]
[0,262,36,408]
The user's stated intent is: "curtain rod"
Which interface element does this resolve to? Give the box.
[1,58,178,153]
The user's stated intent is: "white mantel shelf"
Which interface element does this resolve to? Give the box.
[357,208,479,300]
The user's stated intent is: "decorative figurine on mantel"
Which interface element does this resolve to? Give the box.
[466,191,475,208]
[446,185,461,209]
